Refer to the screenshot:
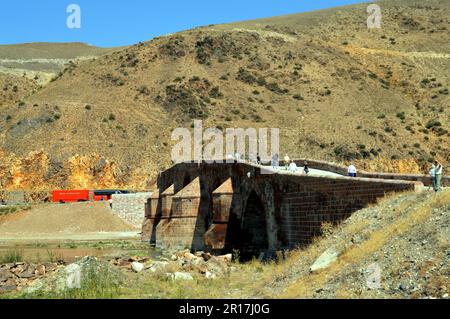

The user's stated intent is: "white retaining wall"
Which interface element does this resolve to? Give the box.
[111,192,152,228]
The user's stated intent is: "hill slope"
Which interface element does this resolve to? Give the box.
[0,0,449,190]
[257,189,448,298]
[0,43,115,86]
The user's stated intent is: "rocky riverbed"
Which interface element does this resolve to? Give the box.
[0,261,63,293]
[108,250,234,280]
[0,249,234,295]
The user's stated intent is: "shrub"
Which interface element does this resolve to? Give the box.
[236,68,256,84]
[109,114,116,121]
[138,85,150,95]
[265,82,285,94]
[333,145,359,161]
[435,127,448,136]
[396,112,406,120]
[256,77,267,86]
[209,86,223,99]
[0,250,23,264]
[252,114,263,122]
[425,120,441,129]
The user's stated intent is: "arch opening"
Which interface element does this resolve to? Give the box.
[226,191,268,261]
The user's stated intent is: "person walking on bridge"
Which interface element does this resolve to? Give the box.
[288,160,298,173]
[429,163,437,192]
[271,153,279,169]
[284,154,290,170]
[348,163,357,177]
[434,161,443,192]
[303,161,310,175]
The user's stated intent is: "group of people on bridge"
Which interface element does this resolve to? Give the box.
[228,152,445,191]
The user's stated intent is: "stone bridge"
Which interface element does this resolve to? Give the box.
[141,160,432,257]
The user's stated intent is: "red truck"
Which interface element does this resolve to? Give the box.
[52,190,90,203]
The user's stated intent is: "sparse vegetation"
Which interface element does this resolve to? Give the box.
[0,250,23,264]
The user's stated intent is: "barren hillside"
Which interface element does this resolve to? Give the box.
[0,43,114,86]
[0,0,449,190]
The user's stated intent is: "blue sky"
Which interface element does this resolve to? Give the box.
[0,0,369,47]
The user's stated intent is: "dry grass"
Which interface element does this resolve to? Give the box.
[280,190,449,298]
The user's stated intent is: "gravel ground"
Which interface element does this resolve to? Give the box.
[0,202,137,239]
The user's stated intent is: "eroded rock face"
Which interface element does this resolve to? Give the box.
[0,149,150,192]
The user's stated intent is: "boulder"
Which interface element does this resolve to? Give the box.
[310,248,340,272]
[167,272,194,281]
[0,269,14,282]
[35,265,46,277]
[18,265,36,279]
[131,262,144,273]
[44,263,58,272]
[118,260,132,268]
[197,264,209,274]
[183,252,196,262]
[217,254,232,263]
[175,249,190,259]
[0,285,17,292]
[147,261,169,273]
[205,271,217,279]
[201,252,212,262]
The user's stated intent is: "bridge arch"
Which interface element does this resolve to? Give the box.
[226,190,268,260]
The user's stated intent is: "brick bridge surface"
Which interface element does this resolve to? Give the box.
[141,160,425,256]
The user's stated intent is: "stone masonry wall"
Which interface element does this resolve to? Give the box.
[142,161,422,254]
[111,192,152,228]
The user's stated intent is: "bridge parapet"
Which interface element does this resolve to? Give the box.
[288,158,449,187]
